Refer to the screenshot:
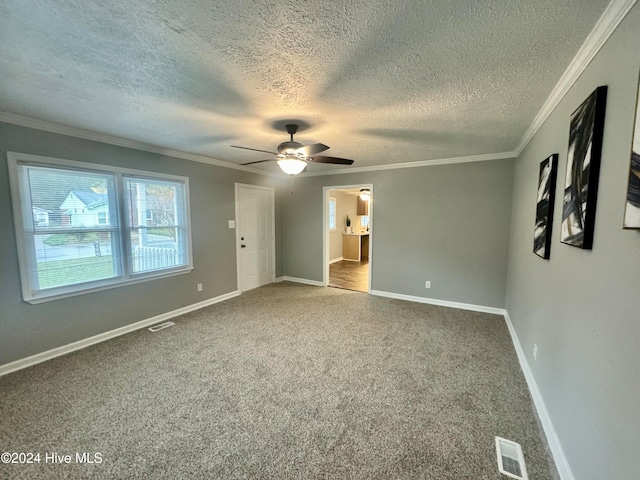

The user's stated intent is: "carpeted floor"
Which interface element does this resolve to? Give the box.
[0,282,558,479]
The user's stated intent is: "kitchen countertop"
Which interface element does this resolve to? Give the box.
[343,232,369,236]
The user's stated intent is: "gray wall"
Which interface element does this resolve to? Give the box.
[0,122,284,365]
[505,5,640,479]
[282,159,514,308]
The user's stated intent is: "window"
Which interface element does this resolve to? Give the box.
[124,177,188,274]
[8,152,193,303]
[328,197,337,230]
[361,215,369,229]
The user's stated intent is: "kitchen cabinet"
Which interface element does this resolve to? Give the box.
[357,196,369,216]
[343,233,369,261]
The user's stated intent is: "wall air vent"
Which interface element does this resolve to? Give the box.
[148,321,175,333]
[495,436,528,480]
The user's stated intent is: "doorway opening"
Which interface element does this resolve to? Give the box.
[323,184,372,293]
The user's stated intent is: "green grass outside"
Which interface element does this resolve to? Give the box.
[147,227,175,238]
[44,232,102,246]
[38,255,115,289]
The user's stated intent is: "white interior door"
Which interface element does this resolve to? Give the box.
[237,185,274,291]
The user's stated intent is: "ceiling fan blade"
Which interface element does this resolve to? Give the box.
[241,158,276,165]
[308,156,354,165]
[299,143,329,156]
[231,145,278,155]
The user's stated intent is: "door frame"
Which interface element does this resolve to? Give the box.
[323,183,373,292]
[235,183,276,292]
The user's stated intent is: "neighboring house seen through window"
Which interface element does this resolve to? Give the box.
[7,152,193,303]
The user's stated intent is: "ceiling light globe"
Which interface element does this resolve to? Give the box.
[277,158,307,175]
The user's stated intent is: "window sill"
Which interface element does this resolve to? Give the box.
[24,267,193,304]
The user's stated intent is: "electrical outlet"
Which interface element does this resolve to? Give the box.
[533,343,538,360]
[197,283,203,292]
[425,281,431,289]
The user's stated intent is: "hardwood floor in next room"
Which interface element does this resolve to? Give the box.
[329,259,369,293]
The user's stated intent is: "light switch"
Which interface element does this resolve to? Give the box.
[228,220,236,229]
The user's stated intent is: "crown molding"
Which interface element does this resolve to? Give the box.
[0,111,516,176]
[514,0,638,156]
[0,111,282,177]
[302,151,516,177]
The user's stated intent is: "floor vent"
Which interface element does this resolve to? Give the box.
[495,437,528,480]
[148,321,175,333]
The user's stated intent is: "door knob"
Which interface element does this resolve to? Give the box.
[241,245,246,248]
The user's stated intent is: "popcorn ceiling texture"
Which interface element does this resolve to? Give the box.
[0,0,610,171]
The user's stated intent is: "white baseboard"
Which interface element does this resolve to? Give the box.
[370,290,506,315]
[280,276,324,287]
[0,290,241,377]
[503,311,575,480]
[329,257,343,264]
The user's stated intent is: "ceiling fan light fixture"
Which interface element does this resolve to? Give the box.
[235,123,354,172]
[277,157,307,175]
[359,188,371,200]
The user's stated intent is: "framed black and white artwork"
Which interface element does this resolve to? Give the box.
[534,154,558,259]
[623,74,640,228]
[561,86,608,249]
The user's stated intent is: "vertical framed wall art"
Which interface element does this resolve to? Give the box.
[533,154,558,259]
[623,72,640,228]
[561,85,608,249]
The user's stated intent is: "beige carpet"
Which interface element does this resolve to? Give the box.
[0,282,558,479]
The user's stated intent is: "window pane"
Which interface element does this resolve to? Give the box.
[125,178,181,227]
[130,227,181,273]
[22,165,116,231]
[125,178,188,274]
[17,164,120,293]
[329,198,336,229]
[34,232,117,290]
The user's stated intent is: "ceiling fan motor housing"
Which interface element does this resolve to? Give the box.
[278,141,304,154]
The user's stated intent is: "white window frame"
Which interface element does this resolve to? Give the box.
[328,197,337,231]
[7,152,194,304]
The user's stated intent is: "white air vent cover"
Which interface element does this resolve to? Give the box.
[495,437,528,480]
[148,321,175,332]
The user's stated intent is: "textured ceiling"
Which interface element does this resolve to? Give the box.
[0,0,612,174]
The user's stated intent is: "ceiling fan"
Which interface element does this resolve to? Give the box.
[231,124,355,175]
